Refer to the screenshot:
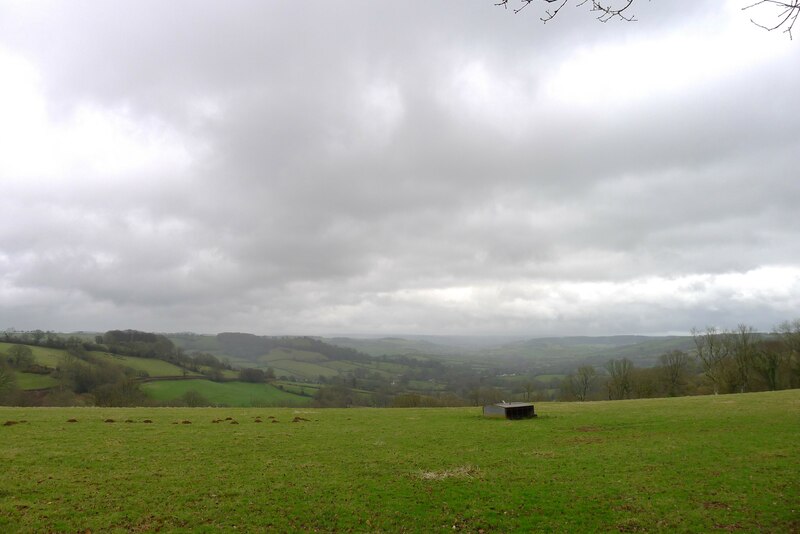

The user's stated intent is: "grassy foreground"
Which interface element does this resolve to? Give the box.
[1,391,798,532]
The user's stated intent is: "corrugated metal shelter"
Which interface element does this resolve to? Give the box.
[483,402,536,419]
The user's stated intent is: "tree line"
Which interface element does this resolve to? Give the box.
[560,320,800,401]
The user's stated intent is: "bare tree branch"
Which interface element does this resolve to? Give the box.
[496,0,800,38]
[542,0,570,22]
[743,0,800,39]
[495,0,637,23]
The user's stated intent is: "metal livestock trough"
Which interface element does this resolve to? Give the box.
[483,402,537,420]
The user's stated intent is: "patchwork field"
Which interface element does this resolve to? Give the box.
[1,390,798,532]
[12,372,59,390]
[88,352,199,377]
[0,343,65,368]
[140,379,311,407]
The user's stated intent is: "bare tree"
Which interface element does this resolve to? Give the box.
[7,344,34,370]
[692,327,730,394]
[568,365,598,401]
[496,0,636,22]
[522,381,535,401]
[728,324,758,393]
[744,0,800,38]
[496,0,800,38]
[752,338,786,391]
[775,319,800,387]
[0,361,17,401]
[605,358,633,400]
[658,350,691,397]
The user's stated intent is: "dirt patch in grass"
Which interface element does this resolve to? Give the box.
[571,436,604,445]
[418,465,480,481]
[528,451,558,458]
[576,426,603,432]
[713,523,743,531]
[617,518,646,532]
[703,501,731,510]
[3,420,19,426]
[614,503,642,513]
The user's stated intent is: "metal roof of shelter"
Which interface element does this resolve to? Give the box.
[483,401,537,419]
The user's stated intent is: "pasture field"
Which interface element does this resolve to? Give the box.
[0,343,64,368]
[1,390,798,532]
[261,348,328,363]
[0,343,199,380]
[13,372,59,390]
[88,352,199,377]
[140,379,311,407]
[276,381,320,396]
[196,366,239,380]
[534,374,566,383]
[264,359,341,380]
[407,379,447,391]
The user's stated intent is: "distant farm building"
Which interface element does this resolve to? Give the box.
[483,402,537,420]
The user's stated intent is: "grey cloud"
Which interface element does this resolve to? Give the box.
[0,0,798,335]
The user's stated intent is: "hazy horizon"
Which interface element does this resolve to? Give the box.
[0,327,742,341]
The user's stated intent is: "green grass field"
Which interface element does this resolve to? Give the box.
[140,379,311,407]
[0,343,64,368]
[276,381,320,396]
[260,347,328,363]
[1,390,798,532]
[13,372,60,390]
[0,343,197,380]
[265,359,341,380]
[89,352,198,377]
[407,379,446,391]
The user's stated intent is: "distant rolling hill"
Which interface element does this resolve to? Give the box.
[324,336,459,358]
[1,340,310,407]
[323,334,698,374]
[170,332,698,372]
[486,335,694,361]
[168,332,417,384]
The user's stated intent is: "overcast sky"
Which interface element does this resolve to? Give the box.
[0,1,798,337]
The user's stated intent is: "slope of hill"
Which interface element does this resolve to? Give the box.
[324,336,460,357]
[324,334,698,371]
[482,335,697,371]
[579,336,697,367]
[0,338,311,407]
